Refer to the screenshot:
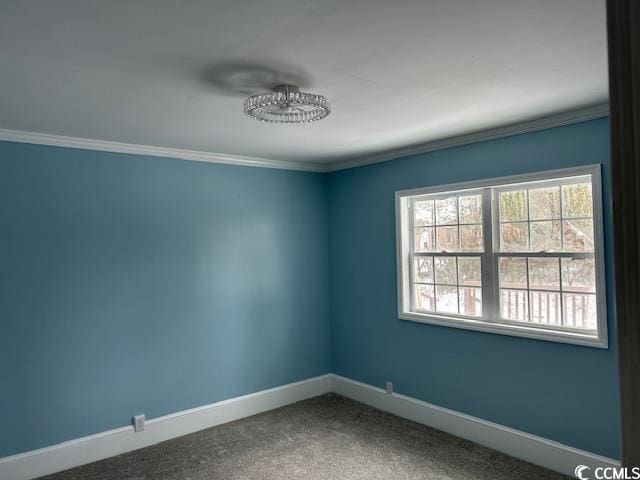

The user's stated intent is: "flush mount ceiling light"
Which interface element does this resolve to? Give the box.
[243,85,330,123]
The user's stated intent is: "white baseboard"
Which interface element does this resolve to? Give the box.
[332,374,620,477]
[0,374,333,480]
[0,373,619,480]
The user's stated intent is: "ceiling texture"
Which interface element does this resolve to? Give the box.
[0,0,608,171]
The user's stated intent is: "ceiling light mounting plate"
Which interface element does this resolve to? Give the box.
[272,84,300,94]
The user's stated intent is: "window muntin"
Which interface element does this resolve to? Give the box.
[495,178,597,330]
[496,180,594,253]
[412,193,483,253]
[396,166,607,348]
[412,256,482,317]
[409,189,486,322]
[497,256,597,330]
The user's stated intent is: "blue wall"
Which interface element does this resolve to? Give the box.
[0,142,330,457]
[0,118,621,460]
[328,118,620,459]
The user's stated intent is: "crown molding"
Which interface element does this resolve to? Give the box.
[0,129,326,172]
[326,103,610,172]
[0,104,609,174]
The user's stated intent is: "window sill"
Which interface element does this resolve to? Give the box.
[398,310,608,348]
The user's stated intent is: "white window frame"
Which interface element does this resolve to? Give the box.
[395,165,608,348]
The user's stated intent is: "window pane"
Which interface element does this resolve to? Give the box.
[529,186,560,220]
[499,257,527,289]
[403,174,602,340]
[414,200,434,226]
[500,190,528,222]
[414,284,435,311]
[529,291,561,325]
[530,221,561,252]
[434,257,457,285]
[500,222,529,252]
[460,224,483,252]
[561,258,596,293]
[459,195,482,224]
[528,257,560,291]
[563,219,594,252]
[436,285,458,314]
[459,287,482,317]
[436,197,458,225]
[562,183,593,218]
[436,226,459,252]
[414,227,435,252]
[563,293,597,330]
[458,257,481,286]
[501,289,528,322]
[413,256,434,283]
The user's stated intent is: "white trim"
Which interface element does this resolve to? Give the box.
[0,104,608,173]
[0,129,326,172]
[328,103,610,172]
[0,374,619,479]
[395,164,608,348]
[0,374,333,480]
[331,374,620,477]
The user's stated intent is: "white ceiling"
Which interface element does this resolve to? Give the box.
[0,0,608,168]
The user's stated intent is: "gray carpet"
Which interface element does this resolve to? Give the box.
[39,394,569,480]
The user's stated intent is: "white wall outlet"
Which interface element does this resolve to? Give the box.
[133,414,146,432]
[385,381,393,394]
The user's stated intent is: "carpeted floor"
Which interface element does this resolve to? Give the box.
[39,394,569,480]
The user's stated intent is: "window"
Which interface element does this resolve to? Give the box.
[396,165,607,347]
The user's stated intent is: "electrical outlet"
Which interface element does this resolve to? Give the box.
[133,414,146,432]
[386,381,393,394]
